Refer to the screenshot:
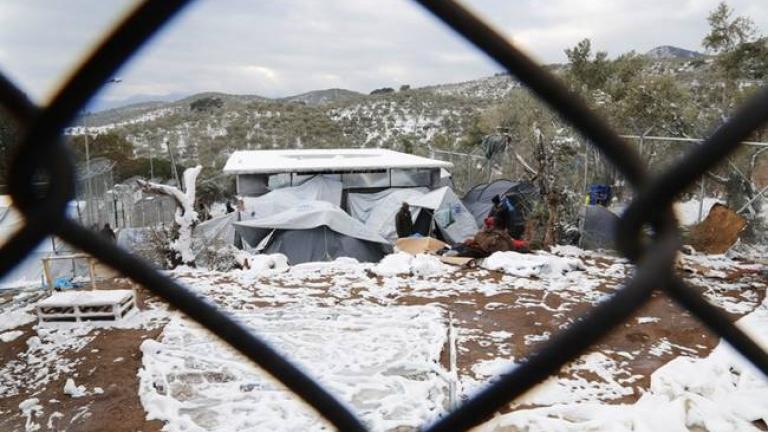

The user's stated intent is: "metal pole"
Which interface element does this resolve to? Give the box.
[166,138,181,188]
[83,113,93,226]
[620,134,768,148]
[697,179,706,223]
[149,139,154,181]
[583,141,589,194]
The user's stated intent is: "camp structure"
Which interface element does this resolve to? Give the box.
[234,201,392,264]
[223,148,452,198]
[462,179,538,226]
[405,187,478,244]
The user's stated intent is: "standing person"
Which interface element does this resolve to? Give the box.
[395,202,413,238]
[501,195,525,239]
[100,223,116,242]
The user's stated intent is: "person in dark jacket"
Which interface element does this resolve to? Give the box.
[488,195,508,230]
[100,223,116,242]
[395,202,414,238]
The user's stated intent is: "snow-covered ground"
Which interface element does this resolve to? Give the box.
[478,293,768,431]
[139,306,448,431]
[0,247,766,431]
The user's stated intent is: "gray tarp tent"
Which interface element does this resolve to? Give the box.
[462,179,537,226]
[234,201,391,264]
[347,188,428,242]
[406,187,477,244]
[579,205,619,250]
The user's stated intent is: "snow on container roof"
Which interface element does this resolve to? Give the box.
[223,148,452,175]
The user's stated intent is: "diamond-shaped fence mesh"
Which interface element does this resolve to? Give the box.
[1,1,768,430]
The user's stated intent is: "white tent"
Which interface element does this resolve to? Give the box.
[241,175,342,220]
[347,188,428,242]
[406,187,478,244]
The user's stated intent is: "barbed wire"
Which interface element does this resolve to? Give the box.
[0,0,767,430]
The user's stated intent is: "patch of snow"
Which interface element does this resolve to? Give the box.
[518,352,635,406]
[19,397,43,432]
[471,358,517,379]
[46,411,63,429]
[0,330,23,342]
[0,309,36,332]
[63,378,87,398]
[636,316,661,324]
[482,251,584,278]
[139,305,449,431]
[372,252,451,278]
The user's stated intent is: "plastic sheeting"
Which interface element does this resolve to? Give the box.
[193,213,237,252]
[579,205,619,250]
[234,201,391,264]
[406,187,477,244]
[347,188,428,242]
[241,175,342,220]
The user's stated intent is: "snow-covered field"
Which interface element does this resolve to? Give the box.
[0,247,766,431]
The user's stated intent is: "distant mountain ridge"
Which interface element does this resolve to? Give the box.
[645,45,704,60]
[282,88,364,105]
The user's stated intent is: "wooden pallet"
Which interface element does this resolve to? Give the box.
[36,289,137,323]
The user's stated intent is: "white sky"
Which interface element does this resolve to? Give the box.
[0,0,765,107]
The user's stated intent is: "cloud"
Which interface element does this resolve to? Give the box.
[0,0,765,106]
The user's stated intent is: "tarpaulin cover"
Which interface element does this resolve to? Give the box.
[241,175,343,220]
[260,227,390,264]
[347,188,428,242]
[406,187,477,244]
[234,201,391,264]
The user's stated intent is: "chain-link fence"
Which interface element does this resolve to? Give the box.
[1,1,768,431]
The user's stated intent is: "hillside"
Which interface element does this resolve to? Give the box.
[62,51,749,178]
[645,45,704,59]
[65,78,514,170]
